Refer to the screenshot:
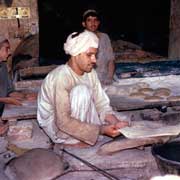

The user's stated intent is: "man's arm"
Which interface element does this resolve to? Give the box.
[8,91,25,100]
[105,114,129,128]
[54,79,100,145]
[107,59,115,81]
[0,97,22,105]
[104,33,116,85]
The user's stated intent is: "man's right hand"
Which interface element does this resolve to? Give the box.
[100,124,121,138]
[0,97,22,106]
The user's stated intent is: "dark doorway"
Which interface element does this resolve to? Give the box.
[38,0,170,65]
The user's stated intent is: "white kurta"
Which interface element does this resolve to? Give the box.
[37,64,113,145]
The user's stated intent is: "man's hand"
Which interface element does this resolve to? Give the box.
[115,121,129,129]
[105,114,129,126]
[9,91,25,101]
[0,97,22,106]
[100,124,121,138]
[104,114,129,137]
[102,77,113,85]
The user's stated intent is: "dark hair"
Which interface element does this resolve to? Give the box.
[82,10,100,22]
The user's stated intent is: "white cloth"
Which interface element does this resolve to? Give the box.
[37,64,113,145]
[64,30,99,56]
[70,84,101,125]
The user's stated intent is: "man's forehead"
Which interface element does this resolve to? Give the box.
[86,16,99,20]
[85,47,98,53]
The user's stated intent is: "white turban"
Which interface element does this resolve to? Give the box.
[64,30,99,56]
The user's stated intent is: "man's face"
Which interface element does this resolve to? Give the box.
[75,47,97,75]
[82,16,100,32]
[0,42,10,62]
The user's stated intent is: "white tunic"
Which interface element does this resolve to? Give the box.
[37,64,113,145]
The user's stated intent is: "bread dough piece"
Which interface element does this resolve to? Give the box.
[135,82,150,89]
[144,95,164,102]
[129,92,147,99]
[106,82,149,97]
[153,88,171,97]
[138,88,154,96]
[167,96,180,101]
[25,92,38,101]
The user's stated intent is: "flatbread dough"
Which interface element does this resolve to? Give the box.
[129,92,147,99]
[25,92,38,101]
[138,88,154,96]
[106,82,150,96]
[135,82,150,89]
[144,95,164,102]
[153,88,171,97]
[167,96,180,101]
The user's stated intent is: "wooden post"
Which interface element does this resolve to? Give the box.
[168,0,180,58]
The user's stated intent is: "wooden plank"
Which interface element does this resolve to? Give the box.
[110,95,180,111]
[19,65,58,78]
[14,79,43,91]
[2,100,37,121]
[97,136,170,155]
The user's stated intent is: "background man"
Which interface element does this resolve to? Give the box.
[82,9,116,85]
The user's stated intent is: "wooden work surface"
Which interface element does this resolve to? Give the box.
[110,95,180,111]
[2,95,180,120]
[2,100,37,121]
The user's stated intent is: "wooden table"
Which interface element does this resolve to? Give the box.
[2,100,37,123]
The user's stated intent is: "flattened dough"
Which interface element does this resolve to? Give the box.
[135,82,150,89]
[129,92,147,99]
[144,95,164,102]
[167,96,180,101]
[138,88,154,96]
[153,88,171,97]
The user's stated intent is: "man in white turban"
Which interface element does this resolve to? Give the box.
[37,30,128,147]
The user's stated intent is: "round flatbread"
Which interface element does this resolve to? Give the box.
[135,82,150,89]
[167,96,180,101]
[138,88,154,96]
[129,92,147,99]
[144,95,164,102]
[153,88,171,97]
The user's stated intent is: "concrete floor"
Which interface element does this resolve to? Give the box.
[53,137,161,180]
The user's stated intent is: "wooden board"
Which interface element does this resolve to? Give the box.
[2,100,37,121]
[110,95,180,111]
[97,136,170,155]
[19,65,58,79]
